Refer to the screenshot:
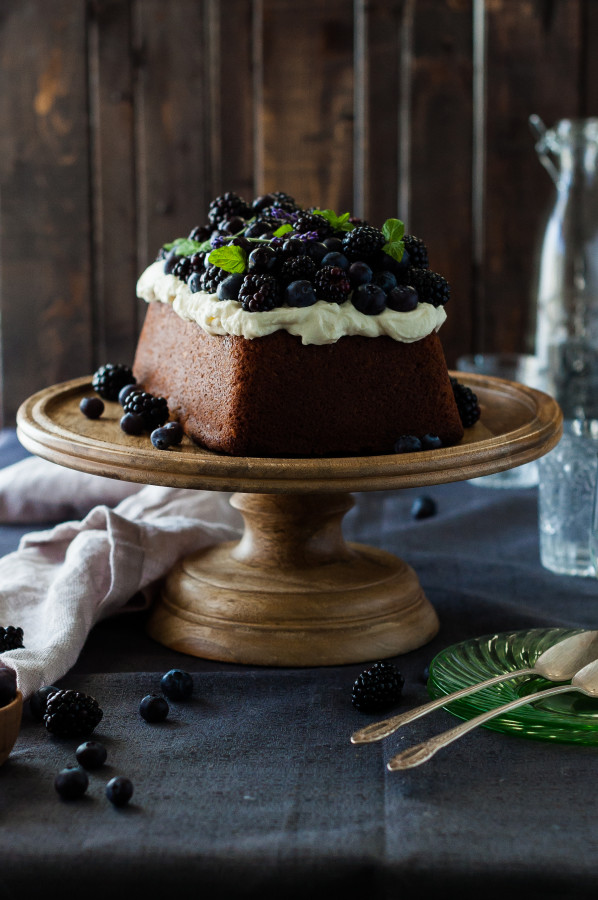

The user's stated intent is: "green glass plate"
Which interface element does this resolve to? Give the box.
[427,627,598,745]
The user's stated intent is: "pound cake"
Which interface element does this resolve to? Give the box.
[133,191,465,457]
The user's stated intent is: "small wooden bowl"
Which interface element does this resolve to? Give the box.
[0,691,23,765]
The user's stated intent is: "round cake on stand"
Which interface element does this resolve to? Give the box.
[16,372,562,667]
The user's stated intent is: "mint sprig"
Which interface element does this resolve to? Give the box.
[381,218,405,262]
[163,237,211,256]
[272,223,294,238]
[312,209,354,233]
[208,245,247,274]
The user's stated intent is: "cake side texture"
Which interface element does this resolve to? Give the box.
[133,301,464,457]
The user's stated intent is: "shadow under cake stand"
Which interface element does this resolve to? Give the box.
[16,373,562,667]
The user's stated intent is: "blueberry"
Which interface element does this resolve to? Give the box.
[162,421,184,443]
[139,694,169,723]
[411,496,437,519]
[321,251,350,271]
[80,397,104,419]
[106,775,134,807]
[0,667,17,708]
[54,766,89,801]
[118,383,138,406]
[281,238,307,258]
[322,237,344,253]
[76,740,107,770]
[247,246,277,273]
[29,684,59,721]
[217,273,244,301]
[151,423,183,450]
[387,284,419,312]
[188,272,203,293]
[285,280,318,308]
[373,270,397,293]
[348,261,373,287]
[163,249,179,275]
[306,242,329,264]
[421,434,442,450]
[351,283,387,316]
[120,412,145,436]
[394,435,422,453]
[161,669,193,701]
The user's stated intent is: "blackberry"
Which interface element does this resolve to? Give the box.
[201,264,230,294]
[450,378,481,427]
[92,364,136,402]
[238,274,280,312]
[0,626,23,652]
[314,265,351,304]
[342,225,385,261]
[123,391,169,430]
[172,256,192,282]
[294,212,332,240]
[280,255,316,285]
[409,268,450,307]
[208,191,250,226]
[403,234,429,268]
[351,661,405,713]
[44,689,103,738]
[188,224,212,243]
[270,191,297,207]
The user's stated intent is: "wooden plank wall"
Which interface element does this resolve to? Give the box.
[0,0,595,424]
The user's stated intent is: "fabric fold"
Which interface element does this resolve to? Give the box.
[0,483,243,699]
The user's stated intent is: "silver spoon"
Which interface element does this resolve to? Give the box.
[351,630,598,745]
[387,656,598,770]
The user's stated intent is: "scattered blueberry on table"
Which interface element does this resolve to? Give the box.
[106,775,134,808]
[139,694,169,723]
[75,740,107,770]
[161,669,193,700]
[54,765,89,801]
[410,496,437,520]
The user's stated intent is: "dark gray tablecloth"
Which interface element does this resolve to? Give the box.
[1,430,598,900]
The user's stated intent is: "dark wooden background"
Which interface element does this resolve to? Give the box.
[0,0,596,424]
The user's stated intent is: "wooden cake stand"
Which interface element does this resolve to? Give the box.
[16,373,562,667]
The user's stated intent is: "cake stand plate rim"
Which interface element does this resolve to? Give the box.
[15,373,563,493]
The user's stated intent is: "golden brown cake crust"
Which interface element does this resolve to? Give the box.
[133,301,464,457]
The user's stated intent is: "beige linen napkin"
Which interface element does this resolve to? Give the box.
[0,459,242,699]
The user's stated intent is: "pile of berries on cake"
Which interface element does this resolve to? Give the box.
[157,191,450,315]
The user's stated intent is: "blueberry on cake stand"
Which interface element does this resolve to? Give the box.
[16,373,561,666]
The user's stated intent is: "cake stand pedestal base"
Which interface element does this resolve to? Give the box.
[146,492,439,666]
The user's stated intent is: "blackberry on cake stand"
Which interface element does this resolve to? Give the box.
[16,374,561,666]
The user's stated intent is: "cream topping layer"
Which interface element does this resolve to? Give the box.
[137,260,447,346]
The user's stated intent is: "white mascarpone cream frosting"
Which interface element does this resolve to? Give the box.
[137,259,447,347]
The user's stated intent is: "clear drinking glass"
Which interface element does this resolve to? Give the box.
[456,353,546,488]
[539,418,598,577]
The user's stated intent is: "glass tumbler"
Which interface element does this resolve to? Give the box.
[539,418,598,578]
[456,353,546,488]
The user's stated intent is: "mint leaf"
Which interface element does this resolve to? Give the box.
[208,245,247,274]
[163,237,209,256]
[312,209,354,233]
[273,223,294,238]
[381,218,405,262]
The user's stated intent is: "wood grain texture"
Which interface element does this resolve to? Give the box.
[16,373,562,492]
[482,0,583,355]
[259,0,354,209]
[0,1,92,416]
[1,0,598,424]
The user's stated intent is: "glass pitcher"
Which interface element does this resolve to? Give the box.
[529,114,598,417]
